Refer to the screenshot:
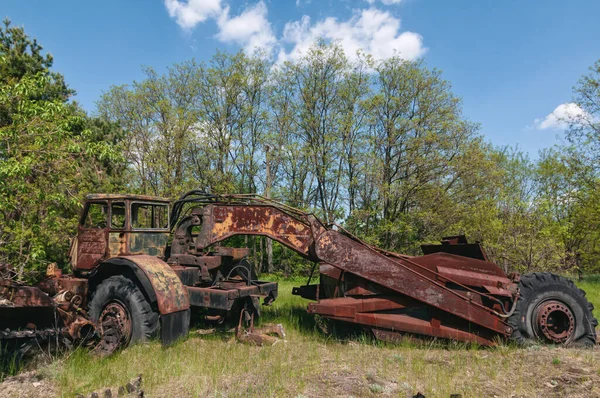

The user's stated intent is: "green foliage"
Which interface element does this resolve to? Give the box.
[0,20,123,276]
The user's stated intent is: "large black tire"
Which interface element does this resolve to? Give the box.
[89,275,159,352]
[508,272,597,347]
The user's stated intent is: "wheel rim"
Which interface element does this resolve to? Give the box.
[97,300,132,355]
[533,300,575,344]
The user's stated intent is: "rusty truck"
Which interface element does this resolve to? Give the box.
[1,191,597,356]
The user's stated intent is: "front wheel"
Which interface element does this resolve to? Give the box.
[89,275,159,355]
[508,272,597,347]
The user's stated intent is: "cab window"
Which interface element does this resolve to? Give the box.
[83,202,108,229]
[111,202,126,229]
[131,203,169,229]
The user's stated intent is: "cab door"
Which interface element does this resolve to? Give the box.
[128,202,170,257]
[75,201,109,270]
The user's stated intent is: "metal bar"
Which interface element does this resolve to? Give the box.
[308,296,410,317]
[332,312,494,346]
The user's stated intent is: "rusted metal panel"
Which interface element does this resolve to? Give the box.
[436,265,511,288]
[355,313,494,346]
[308,296,411,318]
[308,296,418,317]
[170,254,222,269]
[170,266,200,286]
[412,252,508,279]
[186,281,278,310]
[108,232,127,256]
[76,226,108,270]
[421,235,489,262]
[195,204,314,257]
[0,283,55,308]
[314,230,511,336]
[117,255,190,315]
[160,309,190,346]
[128,232,168,257]
[211,246,250,261]
[187,286,234,310]
[86,193,170,202]
[1,272,95,343]
[56,277,89,302]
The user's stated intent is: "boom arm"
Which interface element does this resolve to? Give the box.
[194,203,326,260]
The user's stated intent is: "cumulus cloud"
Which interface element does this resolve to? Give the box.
[534,103,589,130]
[216,1,275,53]
[164,0,222,30]
[165,0,274,53]
[164,1,425,62]
[366,0,402,4]
[277,8,425,64]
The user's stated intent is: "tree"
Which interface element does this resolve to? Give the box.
[0,21,121,277]
[98,62,202,197]
[0,19,72,127]
[567,59,600,175]
[352,57,483,252]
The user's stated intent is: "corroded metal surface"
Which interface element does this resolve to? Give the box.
[194,204,315,256]
[116,255,190,314]
[1,267,95,345]
[211,246,250,260]
[86,193,170,202]
[0,283,55,308]
[128,232,168,256]
[108,231,127,256]
[108,231,169,257]
[534,300,575,343]
[96,301,132,355]
[314,230,511,336]
[76,226,108,270]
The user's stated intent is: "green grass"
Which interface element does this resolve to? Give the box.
[7,277,600,397]
[576,275,600,318]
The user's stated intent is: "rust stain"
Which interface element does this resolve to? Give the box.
[116,255,190,314]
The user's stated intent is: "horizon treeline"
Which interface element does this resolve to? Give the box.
[1,21,599,277]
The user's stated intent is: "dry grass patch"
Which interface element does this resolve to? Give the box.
[2,279,599,397]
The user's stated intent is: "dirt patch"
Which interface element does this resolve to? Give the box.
[0,370,56,398]
[299,368,409,398]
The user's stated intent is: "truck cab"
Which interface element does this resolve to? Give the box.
[71,194,171,271]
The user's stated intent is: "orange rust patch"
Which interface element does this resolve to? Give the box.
[117,255,190,314]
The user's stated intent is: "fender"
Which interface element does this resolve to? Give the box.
[93,255,190,315]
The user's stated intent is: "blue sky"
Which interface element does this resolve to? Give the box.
[3,0,600,156]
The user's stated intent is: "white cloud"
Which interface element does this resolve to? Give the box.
[367,0,402,4]
[216,1,276,53]
[164,0,275,53]
[164,2,426,62]
[164,0,222,30]
[277,8,425,64]
[534,103,589,130]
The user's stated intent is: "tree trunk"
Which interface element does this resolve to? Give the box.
[265,144,274,273]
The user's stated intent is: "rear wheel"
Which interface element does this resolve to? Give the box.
[508,272,597,347]
[89,275,159,355]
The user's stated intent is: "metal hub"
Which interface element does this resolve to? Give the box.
[96,301,132,355]
[534,300,575,344]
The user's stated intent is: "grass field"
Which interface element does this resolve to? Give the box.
[3,277,600,397]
